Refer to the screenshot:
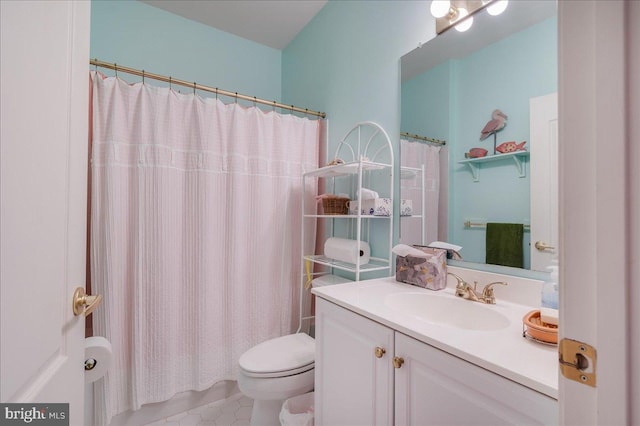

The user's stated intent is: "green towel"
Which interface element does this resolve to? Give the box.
[485,223,524,268]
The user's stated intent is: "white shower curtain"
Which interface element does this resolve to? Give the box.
[90,72,320,425]
[400,139,441,245]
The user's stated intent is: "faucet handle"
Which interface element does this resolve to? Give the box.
[447,273,470,298]
[447,272,470,295]
[447,272,467,288]
[481,281,508,304]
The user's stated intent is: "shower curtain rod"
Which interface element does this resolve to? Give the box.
[401,131,446,146]
[90,59,326,119]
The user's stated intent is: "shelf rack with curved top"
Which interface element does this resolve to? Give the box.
[297,121,394,332]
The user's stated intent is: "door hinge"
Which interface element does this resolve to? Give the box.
[559,338,597,387]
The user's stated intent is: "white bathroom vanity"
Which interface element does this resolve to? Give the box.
[312,269,558,425]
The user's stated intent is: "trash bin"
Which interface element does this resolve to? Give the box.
[279,391,314,426]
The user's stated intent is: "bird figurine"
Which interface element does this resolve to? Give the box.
[480,109,508,154]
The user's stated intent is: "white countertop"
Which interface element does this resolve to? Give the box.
[312,276,559,399]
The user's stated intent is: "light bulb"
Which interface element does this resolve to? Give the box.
[487,0,509,16]
[430,0,451,18]
[454,7,473,32]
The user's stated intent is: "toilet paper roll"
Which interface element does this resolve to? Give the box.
[324,237,370,265]
[85,336,112,384]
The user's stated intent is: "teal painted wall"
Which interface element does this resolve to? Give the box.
[90,0,433,280]
[401,17,557,267]
[401,60,452,144]
[90,0,282,103]
[91,0,554,275]
[282,1,432,275]
[283,0,430,153]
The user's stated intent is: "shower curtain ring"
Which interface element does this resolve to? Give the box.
[253,96,257,107]
[114,63,118,78]
[94,58,98,72]
[142,70,145,85]
[169,76,172,90]
[273,101,276,112]
[193,82,196,95]
[215,88,218,100]
[235,92,238,104]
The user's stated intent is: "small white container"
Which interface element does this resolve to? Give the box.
[348,198,392,216]
[280,391,314,426]
[400,199,413,216]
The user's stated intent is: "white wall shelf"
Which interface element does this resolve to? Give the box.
[458,151,530,182]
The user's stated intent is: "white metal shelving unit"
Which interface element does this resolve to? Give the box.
[298,122,394,330]
[399,164,426,246]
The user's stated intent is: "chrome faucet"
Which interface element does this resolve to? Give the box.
[446,273,508,304]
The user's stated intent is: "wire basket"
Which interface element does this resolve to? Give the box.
[322,196,350,215]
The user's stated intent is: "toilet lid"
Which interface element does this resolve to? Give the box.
[239,333,315,378]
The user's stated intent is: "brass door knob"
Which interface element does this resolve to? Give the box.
[375,347,386,358]
[393,356,405,368]
[72,287,103,317]
[535,241,555,251]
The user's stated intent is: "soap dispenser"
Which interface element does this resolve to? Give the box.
[540,262,559,325]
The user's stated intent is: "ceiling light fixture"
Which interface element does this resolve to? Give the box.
[454,7,473,32]
[487,0,509,16]
[431,0,508,35]
[430,0,451,18]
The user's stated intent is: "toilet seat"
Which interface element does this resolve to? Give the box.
[239,333,315,378]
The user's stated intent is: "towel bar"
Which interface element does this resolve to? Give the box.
[464,220,530,231]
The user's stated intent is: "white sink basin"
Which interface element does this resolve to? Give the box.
[385,292,510,331]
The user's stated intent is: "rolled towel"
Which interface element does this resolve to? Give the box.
[358,188,379,200]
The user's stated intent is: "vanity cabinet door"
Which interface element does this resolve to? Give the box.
[315,298,394,426]
[394,332,558,425]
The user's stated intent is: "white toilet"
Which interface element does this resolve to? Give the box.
[237,333,315,426]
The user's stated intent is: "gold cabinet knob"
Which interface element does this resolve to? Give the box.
[393,356,405,368]
[72,287,103,317]
[375,347,386,358]
[535,241,555,251]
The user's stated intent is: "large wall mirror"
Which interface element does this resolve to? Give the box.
[400,1,557,276]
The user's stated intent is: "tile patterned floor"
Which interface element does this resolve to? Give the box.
[144,393,253,426]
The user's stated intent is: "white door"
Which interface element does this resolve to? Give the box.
[530,93,558,272]
[0,1,90,423]
[314,299,394,426]
[558,1,633,424]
